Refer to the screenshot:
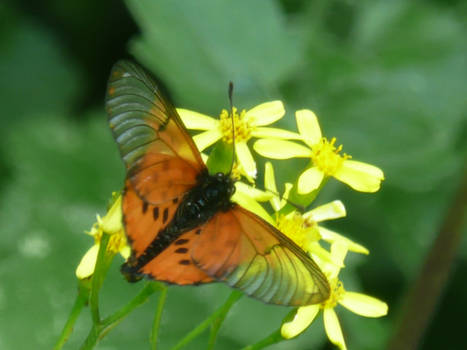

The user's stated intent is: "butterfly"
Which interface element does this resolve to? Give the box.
[105,60,330,306]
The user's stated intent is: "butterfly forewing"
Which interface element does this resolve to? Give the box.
[123,179,181,258]
[192,206,330,306]
[106,60,205,203]
[107,61,210,284]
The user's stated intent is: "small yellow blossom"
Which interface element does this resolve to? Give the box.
[264,162,368,257]
[254,110,384,194]
[76,194,130,279]
[281,244,388,349]
[178,101,300,179]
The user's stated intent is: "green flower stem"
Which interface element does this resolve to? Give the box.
[240,329,283,350]
[240,308,296,350]
[90,233,112,324]
[151,283,168,350]
[207,290,243,350]
[386,167,467,350]
[80,282,163,350]
[80,325,100,350]
[53,282,90,350]
[101,282,161,330]
[171,290,243,350]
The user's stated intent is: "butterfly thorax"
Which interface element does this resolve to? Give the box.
[173,170,235,231]
[122,170,235,281]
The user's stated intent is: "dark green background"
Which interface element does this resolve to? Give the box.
[0,0,466,349]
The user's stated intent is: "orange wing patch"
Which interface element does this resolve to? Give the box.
[128,153,199,205]
[123,179,182,258]
[140,228,213,285]
[192,207,330,306]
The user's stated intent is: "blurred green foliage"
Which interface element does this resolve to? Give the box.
[0,0,466,349]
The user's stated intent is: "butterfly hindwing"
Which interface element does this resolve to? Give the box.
[192,206,330,306]
[139,228,213,285]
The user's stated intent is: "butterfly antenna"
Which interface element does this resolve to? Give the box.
[228,81,236,173]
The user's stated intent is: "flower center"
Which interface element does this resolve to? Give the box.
[219,107,252,144]
[322,278,345,309]
[310,137,350,175]
[93,225,128,255]
[276,212,320,250]
[108,231,128,254]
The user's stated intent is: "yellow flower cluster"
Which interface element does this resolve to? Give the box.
[77,101,387,349]
[76,194,130,279]
[179,102,387,349]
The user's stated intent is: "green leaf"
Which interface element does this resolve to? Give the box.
[125,0,303,110]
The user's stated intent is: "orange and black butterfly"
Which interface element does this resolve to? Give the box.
[105,60,329,306]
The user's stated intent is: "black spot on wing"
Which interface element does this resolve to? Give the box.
[175,239,189,245]
[179,259,191,265]
[153,207,159,220]
[163,208,169,223]
[175,247,188,254]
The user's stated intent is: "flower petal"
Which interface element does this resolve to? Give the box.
[334,160,384,193]
[75,244,100,279]
[280,183,293,209]
[264,161,277,192]
[251,127,301,140]
[331,243,348,267]
[319,227,369,255]
[232,191,275,225]
[297,167,324,194]
[236,142,257,178]
[322,242,348,278]
[306,242,337,267]
[254,139,311,159]
[339,292,388,318]
[235,181,272,202]
[281,305,320,339]
[323,308,347,350]
[303,200,346,223]
[120,245,131,260]
[296,109,322,147]
[101,195,123,234]
[193,129,222,151]
[177,108,218,130]
[245,101,285,126]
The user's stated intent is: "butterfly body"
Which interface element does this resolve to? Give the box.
[122,170,235,282]
[106,60,330,306]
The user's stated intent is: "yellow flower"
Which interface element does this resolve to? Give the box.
[281,244,388,349]
[254,110,384,194]
[76,194,130,279]
[178,101,300,179]
[264,162,368,258]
